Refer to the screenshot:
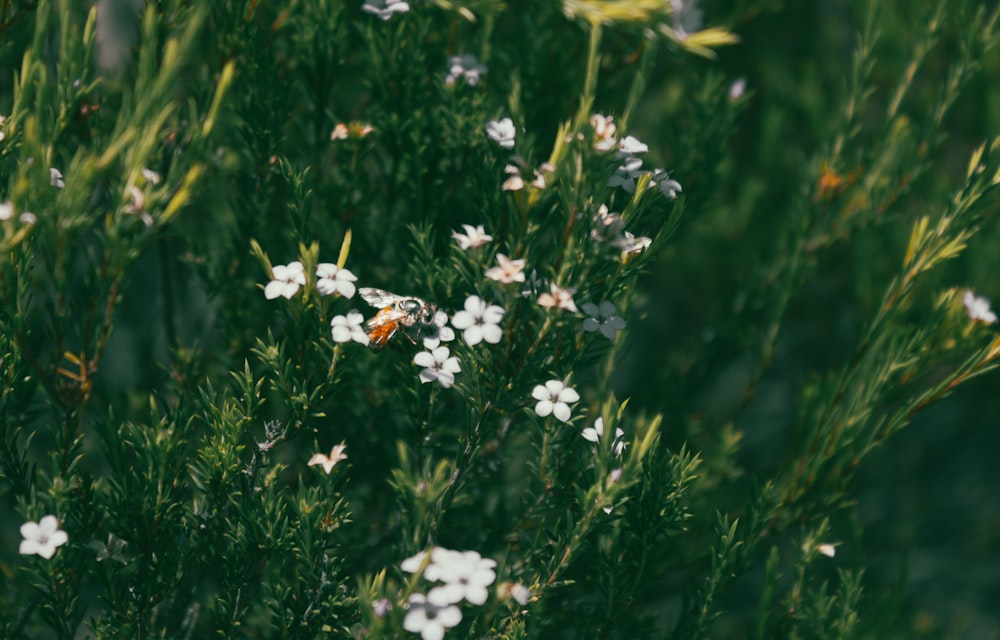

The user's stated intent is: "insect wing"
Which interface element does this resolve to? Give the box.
[359,287,406,309]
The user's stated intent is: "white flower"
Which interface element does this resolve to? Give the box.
[532,380,580,423]
[485,253,526,284]
[0,201,11,221]
[531,163,554,189]
[591,114,617,152]
[729,77,747,100]
[362,0,410,20]
[607,156,643,192]
[264,261,306,299]
[316,263,358,298]
[88,533,128,564]
[618,135,648,155]
[612,231,652,256]
[581,301,627,339]
[537,283,578,313]
[401,549,430,573]
[422,310,456,349]
[331,310,371,345]
[650,169,682,199]
[403,593,462,640]
[818,543,837,558]
[50,167,65,188]
[141,167,162,184]
[590,204,625,243]
[425,548,498,606]
[414,346,461,388]
[19,515,68,559]
[372,598,391,617]
[331,123,349,140]
[0,114,5,142]
[485,117,516,149]
[20,212,37,225]
[308,443,348,473]
[446,54,487,86]
[450,295,505,345]
[501,165,525,191]
[452,224,493,250]
[509,583,530,605]
[963,289,997,324]
[582,417,627,456]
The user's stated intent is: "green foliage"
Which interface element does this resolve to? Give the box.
[2,0,1000,638]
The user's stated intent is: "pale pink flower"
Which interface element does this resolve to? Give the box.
[485,253,526,284]
[308,444,348,474]
[537,283,578,313]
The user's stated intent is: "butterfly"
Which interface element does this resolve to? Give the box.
[359,287,440,349]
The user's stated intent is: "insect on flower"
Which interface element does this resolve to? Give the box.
[360,287,439,350]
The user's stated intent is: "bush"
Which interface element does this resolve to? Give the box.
[2,0,999,638]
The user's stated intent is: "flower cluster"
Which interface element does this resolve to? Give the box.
[401,547,498,639]
[264,261,357,300]
[445,54,486,87]
[600,122,682,200]
[963,289,997,324]
[582,417,628,456]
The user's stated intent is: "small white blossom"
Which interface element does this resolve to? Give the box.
[582,417,627,456]
[316,263,358,298]
[372,598,391,617]
[308,443,348,474]
[485,253,526,284]
[531,163,554,189]
[422,310,456,349]
[19,515,68,560]
[362,0,410,20]
[141,167,162,184]
[264,261,306,300]
[452,224,493,250]
[88,533,127,564]
[729,77,747,100]
[607,156,643,192]
[502,165,525,191]
[331,310,370,345]
[612,231,652,256]
[485,117,516,149]
[532,380,580,423]
[50,167,65,188]
[581,301,627,339]
[331,123,349,140]
[537,283,578,313]
[650,168,682,199]
[451,295,505,345]
[963,289,997,324]
[0,114,5,142]
[19,212,37,225]
[509,583,531,605]
[591,114,617,152]
[403,593,462,640]
[818,543,837,558]
[0,201,12,221]
[590,204,625,243]
[414,346,461,388]
[425,548,498,606]
[618,135,648,155]
[446,54,487,87]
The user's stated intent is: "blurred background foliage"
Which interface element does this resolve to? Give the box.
[1,0,999,636]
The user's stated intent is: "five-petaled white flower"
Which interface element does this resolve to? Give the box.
[581,301,627,339]
[265,261,306,300]
[591,114,617,152]
[485,253,526,284]
[19,515,68,559]
[617,135,649,155]
[362,0,410,20]
[532,380,580,423]
[485,117,516,149]
[422,310,456,349]
[963,289,997,324]
[451,295,505,345]
[50,167,65,188]
[424,548,498,606]
[650,169,683,199]
[446,54,487,87]
[316,263,358,298]
[582,417,627,456]
[331,310,371,345]
[612,231,652,256]
[403,593,462,640]
[414,346,461,388]
[452,224,493,250]
[537,283,578,313]
[607,156,643,192]
[308,443,348,473]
